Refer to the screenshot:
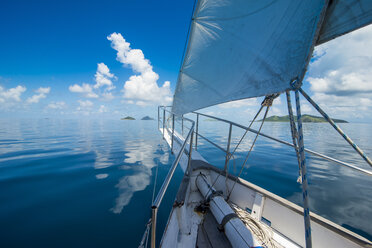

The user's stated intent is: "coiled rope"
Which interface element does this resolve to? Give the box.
[230,203,284,248]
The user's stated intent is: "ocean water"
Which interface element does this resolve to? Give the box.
[0,118,371,247]
[0,119,180,247]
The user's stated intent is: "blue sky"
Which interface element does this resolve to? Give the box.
[0,0,193,119]
[1,0,372,122]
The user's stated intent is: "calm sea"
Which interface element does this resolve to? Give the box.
[0,118,371,247]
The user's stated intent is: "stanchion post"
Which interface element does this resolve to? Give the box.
[195,113,199,150]
[224,123,232,172]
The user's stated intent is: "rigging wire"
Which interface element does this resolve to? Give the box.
[202,152,237,203]
[139,219,152,248]
[202,103,265,201]
[286,90,302,183]
[201,94,278,201]
[225,105,264,163]
[227,105,270,200]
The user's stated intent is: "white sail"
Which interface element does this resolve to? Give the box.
[172,0,372,115]
[317,0,372,45]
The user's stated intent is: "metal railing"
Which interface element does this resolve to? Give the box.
[189,111,372,176]
[146,103,372,248]
[150,106,195,248]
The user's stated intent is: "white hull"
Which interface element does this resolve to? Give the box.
[159,128,372,248]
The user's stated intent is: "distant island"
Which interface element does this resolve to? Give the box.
[260,114,348,123]
[141,116,154,120]
[121,116,135,120]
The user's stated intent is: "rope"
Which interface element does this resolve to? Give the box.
[227,105,270,200]
[295,89,312,248]
[285,91,302,183]
[230,203,284,248]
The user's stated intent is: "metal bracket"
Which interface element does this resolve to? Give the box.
[261,93,280,107]
[251,193,265,220]
[290,77,302,90]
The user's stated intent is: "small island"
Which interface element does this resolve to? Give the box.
[141,116,154,120]
[260,114,348,123]
[121,116,135,120]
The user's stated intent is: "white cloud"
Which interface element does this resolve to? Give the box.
[107,32,172,106]
[69,83,98,98]
[36,87,51,94]
[311,93,372,118]
[77,100,93,111]
[47,101,66,109]
[101,92,114,101]
[301,103,314,114]
[27,87,50,104]
[98,105,107,113]
[273,96,282,105]
[306,25,372,120]
[27,95,43,104]
[94,63,116,90]
[121,100,134,104]
[218,98,259,109]
[0,85,26,102]
[270,106,284,116]
[69,63,116,100]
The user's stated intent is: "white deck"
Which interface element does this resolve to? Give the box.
[159,127,372,248]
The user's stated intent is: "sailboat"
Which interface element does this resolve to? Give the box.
[140,1,372,247]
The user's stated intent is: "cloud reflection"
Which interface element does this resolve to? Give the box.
[96,173,108,179]
[111,140,169,214]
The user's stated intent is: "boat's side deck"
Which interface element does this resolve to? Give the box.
[196,210,232,248]
[159,127,372,248]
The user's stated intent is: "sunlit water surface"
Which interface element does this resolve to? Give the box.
[0,119,371,247]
